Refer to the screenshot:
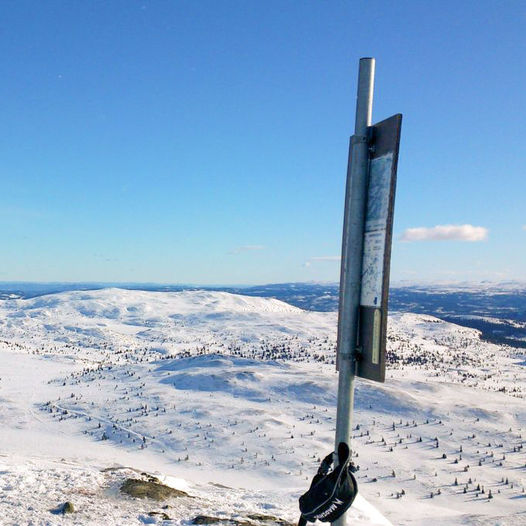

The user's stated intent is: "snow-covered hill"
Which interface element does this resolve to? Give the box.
[0,288,335,364]
[0,289,525,525]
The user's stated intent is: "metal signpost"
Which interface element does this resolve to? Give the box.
[333,58,402,526]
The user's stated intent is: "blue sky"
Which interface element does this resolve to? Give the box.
[1,1,525,284]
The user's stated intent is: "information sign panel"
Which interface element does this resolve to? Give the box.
[357,114,402,383]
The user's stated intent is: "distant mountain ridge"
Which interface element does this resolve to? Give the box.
[2,281,525,347]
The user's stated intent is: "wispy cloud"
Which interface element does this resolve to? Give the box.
[400,224,488,242]
[229,245,266,255]
[522,225,526,231]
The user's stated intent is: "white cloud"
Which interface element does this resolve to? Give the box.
[400,224,488,242]
[522,225,526,231]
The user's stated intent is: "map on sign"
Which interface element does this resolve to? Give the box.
[360,152,393,308]
[355,113,401,383]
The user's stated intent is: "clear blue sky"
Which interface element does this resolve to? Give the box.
[1,1,525,284]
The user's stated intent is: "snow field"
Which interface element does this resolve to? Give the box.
[1,289,525,525]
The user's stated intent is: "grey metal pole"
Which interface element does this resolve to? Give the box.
[332,57,375,526]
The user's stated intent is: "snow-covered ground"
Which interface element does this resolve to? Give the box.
[0,289,525,525]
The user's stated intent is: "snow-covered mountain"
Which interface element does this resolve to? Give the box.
[1,288,334,362]
[0,289,525,525]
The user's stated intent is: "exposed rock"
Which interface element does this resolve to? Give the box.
[50,501,76,515]
[148,511,172,520]
[120,478,188,501]
[142,472,161,484]
[191,516,251,526]
[247,514,294,526]
[191,515,291,526]
[62,501,75,514]
[192,517,223,525]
